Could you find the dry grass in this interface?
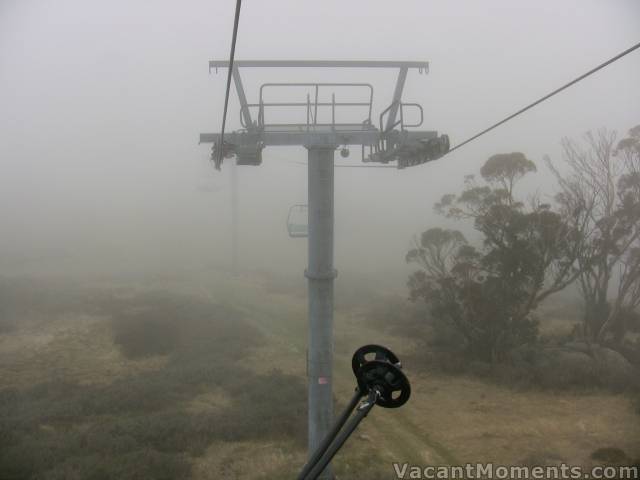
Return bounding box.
[406,373,640,466]
[0,277,307,479]
[1,272,639,480]
[0,312,168,389]
[192,440,305,480]
[228,275,640,472]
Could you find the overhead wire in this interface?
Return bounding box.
[445,40,640,156]
[215,0,242,170]
[214,20,638,170]
[291,40,640,169]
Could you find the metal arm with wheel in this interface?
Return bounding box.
[296,345,411,480]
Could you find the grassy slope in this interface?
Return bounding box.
[1,271,639,479]
[185,271,640,477]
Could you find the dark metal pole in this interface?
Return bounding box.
[303,390,378,480]
[305,146,336,480]
[297,389,362,480]
[230,159,238,274]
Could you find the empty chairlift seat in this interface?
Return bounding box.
[287,204,308,238]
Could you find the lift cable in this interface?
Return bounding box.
[445,40,640,156]
[307,40,640,168]
[333,40,640,167]
[334,164,396,168]
[216,0,242,169]
[218,38,639,169]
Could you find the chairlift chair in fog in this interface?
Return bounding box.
[287,204,308,238]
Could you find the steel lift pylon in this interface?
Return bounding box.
[199,60,449,479]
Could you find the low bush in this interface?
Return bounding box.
[1,369,306,478]
[112,310,181,358]
[0,289,306,480]
[590,447,630,465]
[110,291,258,360]
[41,449,192,480]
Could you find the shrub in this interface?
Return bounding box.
[590,447,630,465]
[112,309,181,358]
[110,291,261,362]
[0,289,306,480]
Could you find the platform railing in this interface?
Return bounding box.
[376,101,424,153]
[379,101,424,134]
[239,83,374,130]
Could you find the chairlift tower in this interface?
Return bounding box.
[200,60,449,479]
[230,158,238,274]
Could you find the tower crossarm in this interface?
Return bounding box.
[201,59,449,169]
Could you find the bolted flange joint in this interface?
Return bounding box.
[304,269,338,280]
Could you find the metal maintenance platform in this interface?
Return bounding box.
[199,60,449,169]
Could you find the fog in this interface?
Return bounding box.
[1,0,639,283]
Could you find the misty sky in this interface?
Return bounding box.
[1,0,639,282]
